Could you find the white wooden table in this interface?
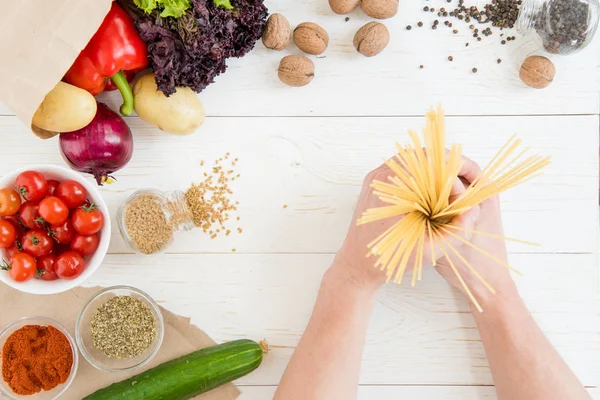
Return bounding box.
[1,0,600,398]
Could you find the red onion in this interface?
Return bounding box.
[59,102,134,185]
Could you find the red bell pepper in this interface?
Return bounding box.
[64,3,148,116]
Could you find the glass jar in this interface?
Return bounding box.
[517,0,600,54]
[117,189,194,255]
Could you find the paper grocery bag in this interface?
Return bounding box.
[0,0,112,138]
[0,285,239,399]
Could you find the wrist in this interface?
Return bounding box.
[326,258,384,298]
[471,280,522,317]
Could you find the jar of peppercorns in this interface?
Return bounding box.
[517,0,599,54]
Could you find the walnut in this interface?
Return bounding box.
[262,13,291,51]
[278,55,315,87]
[329,0,361,14]
[293,22,329,55]
[361,0,399,19]
[520,56,555,89]
[353,22,390,57]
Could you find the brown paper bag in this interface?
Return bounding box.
[0,0,112,137]
[0,285,239,399]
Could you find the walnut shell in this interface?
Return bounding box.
[329,0,361,14]
[262,13,291,51]
[361,0,399,19]
[353,22,390,57]
[520,56,555,89]
[293,22,329,55]
[278,55,315,87]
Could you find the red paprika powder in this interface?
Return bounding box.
[1,325,73,395]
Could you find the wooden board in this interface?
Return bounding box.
[83,252,600,387]
[1,0,599,118]
[0,115,597,256]
[238,386,600,399]
[0,0,599,397]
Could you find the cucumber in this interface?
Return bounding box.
[83,339,263,400]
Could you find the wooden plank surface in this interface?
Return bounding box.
[1,0,599,118]
[83,252,600,386]
[1,0,599,397]
[238,386,600,399]
[238,385,499,399]
[0,115,597,256]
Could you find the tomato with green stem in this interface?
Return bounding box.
[0,220,17,248]
[55,251,85,279]
[1,253,36,282]
[15,171,48,202]
[72,203,104,235]
[22,229,54,257]
[50,220,76,244]
[56,180,87,209]
[71,234,99,256]
[39,196,69,225]
[36,255,58,281]
[18,202,42,230]
[0,188,21,217]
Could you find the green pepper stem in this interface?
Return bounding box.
[110,70,134,116]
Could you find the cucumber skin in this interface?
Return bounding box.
[83,339,263,400]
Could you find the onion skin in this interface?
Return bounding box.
[59,102,133,185]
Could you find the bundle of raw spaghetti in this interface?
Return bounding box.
[358,106,550,311]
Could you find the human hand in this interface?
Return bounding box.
[434,156,518,309]
[333,160,481,293]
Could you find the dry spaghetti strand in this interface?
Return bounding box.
[357,106,549,310]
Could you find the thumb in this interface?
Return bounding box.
[432,205,480,261]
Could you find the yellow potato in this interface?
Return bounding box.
[32,82,97,133]
[133,74,205,135]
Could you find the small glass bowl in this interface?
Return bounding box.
[76,286,164,373]
[0,317,79,400]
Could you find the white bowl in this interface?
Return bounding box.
[0,164,110,294]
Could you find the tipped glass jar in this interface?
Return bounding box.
[117,189,194,255]
[517,0,600,55]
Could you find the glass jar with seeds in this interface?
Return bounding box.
[517,0,599,54]
[117,156,241,255]
[76,286,164,372]
[117,189,194,255]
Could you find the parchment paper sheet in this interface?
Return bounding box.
[0,285,239,399]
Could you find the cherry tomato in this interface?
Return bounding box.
[0,188,21,217]
[5,242,22,260]
[47,180,60,196]
[39,196,69,225]
[36,255,58,281]
[3,215,25,238]
[18,202,42,230]
[3,253,36,282]
[71,234,99,256]
[50,220,76,244]
[56,181,87,209]
[55,251,85,280]
[0,220,17,248]
[22,229,54,258]
[15,171,48,202]
[72,204,104,235]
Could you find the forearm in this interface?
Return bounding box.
[474,286,590,400]
[274,263,379,400]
